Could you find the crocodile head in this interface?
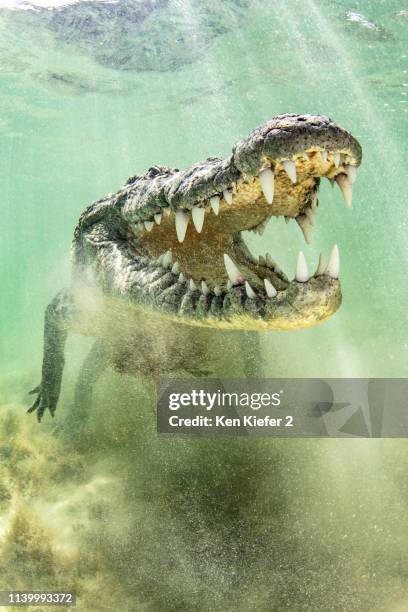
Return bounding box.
[119,114,362,330]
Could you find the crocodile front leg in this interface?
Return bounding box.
[28,289,74,421]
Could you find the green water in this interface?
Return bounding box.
[1,1,408,610]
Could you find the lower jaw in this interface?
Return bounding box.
[151,276,342,331]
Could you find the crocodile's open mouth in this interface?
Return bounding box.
[119,115,361,330]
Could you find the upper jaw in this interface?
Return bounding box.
[232,113,362,176]
[117,115,362,235]
[117,114,361,329]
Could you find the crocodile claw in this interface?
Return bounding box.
[27,385,56,422]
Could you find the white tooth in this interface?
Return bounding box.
[154,213,162,225]
[303,152,309,161]
[315,253,325,276]
[333,152,341,168]
[259,168,274,204]
[245,281,256,299]
[282,160,297,183]
[191,206,205,233]
[175,210,189,242]
[326,244,340,279]
[296,215,313,244]
[296,251,309,282]
[311,192,318,210]
[163,250,172,268]
[144,221,154,232]
[344,164,357,184]
[223,189,233,205]
[223,254,244,285]
[264,279,277,298]
[210,195,220,215]
[285,216,290,224]
[335,174,353,208]
[226,280,233,290]
[201,281,210,295]
[321,150,328,162]
[171,262,180,274]
[189,279,197,291]
[178,272,185,282]
[157,254,164,265]
[214,286,222,296]
[163,207,171,217]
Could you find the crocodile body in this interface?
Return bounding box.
[28,114,362,421]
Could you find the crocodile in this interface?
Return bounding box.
[28,114,362,422]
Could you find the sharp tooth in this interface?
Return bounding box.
[157,254,164,265]
[226,280,233,290]
[335,174,353,208]
[175,210,189,242]
[214,286,222,296]
[259,168,274,204]
[264,279,277,298]
[315,253,325,276]
[285,216,290,224]
[192,206,205,233]
[296,251,309,282]
[333,152,341,168]
[154,213,162,225]
[282,160,297,183]
[258,255,266,266]
[311,192,318,210]
[303,152,309,161]
[328,178,335,189]
[296,215,313,244]
[223,189,233,205]
[201,281,210,295]
[144,221,154,232]
[223,254,244,285]
[345,164,357,184]
[163,207,171,217]
[189,279,197,291]
[326,244,340,279]
[178,272,185,282]
[163,250,172,268]
[321,150,328,162]
[210,195,220,215]
[171,262,180,274]
[245,281,256,299]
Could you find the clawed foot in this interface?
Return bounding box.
[27,384,57,422]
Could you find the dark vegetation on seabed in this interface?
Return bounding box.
[2,372,408,611]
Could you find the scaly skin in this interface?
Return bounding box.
[28,114,362,421]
